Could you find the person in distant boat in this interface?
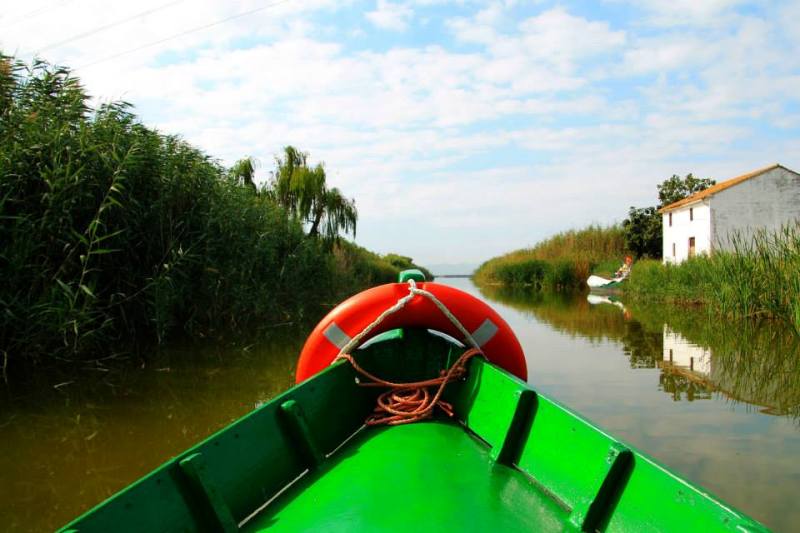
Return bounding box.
[614,255,633,279]
[586,255,634,288]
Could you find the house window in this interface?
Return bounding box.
[669,212,672,227]
[689,207,693,221]
[688,237,696,258]
[672,243,676,257]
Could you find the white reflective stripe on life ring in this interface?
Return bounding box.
[323,322,351,350]
[470,318,498,347]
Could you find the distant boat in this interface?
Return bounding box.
[58,271,767,532]
[588,256,633,289]
[587,274,626,289]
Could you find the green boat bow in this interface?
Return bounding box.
[59,323,768,532]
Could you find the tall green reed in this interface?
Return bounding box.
[0,55,427,370]
[474,224,626,289]
[625,224,800,334]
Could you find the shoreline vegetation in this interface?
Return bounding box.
[0,55,429,374]
[625,225,800,334]
[473,225,626,290]
[475,222,800,335]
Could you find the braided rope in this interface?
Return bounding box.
[334,279,479,361]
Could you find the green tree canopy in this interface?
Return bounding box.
[623,206,662,258]
[270,146,357,244]
[230,156,258,191]
[657,173,716,207]
[623,173,715,259]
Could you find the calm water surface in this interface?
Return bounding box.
[2,277,799,531]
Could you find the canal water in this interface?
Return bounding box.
[1,277,799,531]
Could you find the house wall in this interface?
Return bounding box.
[662,202,711,264]
[711,167,800,251]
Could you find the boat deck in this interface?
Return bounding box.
[243,422,568,532]
[58,329,769,533]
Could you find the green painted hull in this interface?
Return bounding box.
[59,329,768,532]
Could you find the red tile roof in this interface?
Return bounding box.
[658,164,789,213]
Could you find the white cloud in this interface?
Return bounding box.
[366,1,414,32]
[619,0,748,26]
[515,8,626,65]
[447,4,505,44]
[0,1,796,263]
[448,7,626,93]
[621,35,713,75]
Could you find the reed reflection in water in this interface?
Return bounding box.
[477,280,800,417]
[0,333,302,532]
[465,278,800,532]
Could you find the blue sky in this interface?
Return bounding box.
[2,0,799,269]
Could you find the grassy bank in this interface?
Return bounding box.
[625,225,800,333]
[474,225,627,289]
[0,55,427,371]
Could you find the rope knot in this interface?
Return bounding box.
[339,348,482,426]
[330,279,485,425]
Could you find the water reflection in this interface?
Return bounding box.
[473,281,800,530]
[477,283,800,418]
[0,331,303,532]
[661,324,800,417]
[660,326,714,402]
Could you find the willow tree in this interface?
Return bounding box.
[271,146,357,243]
[230,156,258,191]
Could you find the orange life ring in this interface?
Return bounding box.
[295,281,527,383]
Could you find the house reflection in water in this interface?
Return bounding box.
[497,287,798,417]
[657,323,800,416]
[659,325,714,401]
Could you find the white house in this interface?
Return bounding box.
[659,164,800,264]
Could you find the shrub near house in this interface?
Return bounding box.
[623,173,715,260]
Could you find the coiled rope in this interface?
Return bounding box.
[338,348,482,425]
[334,280,484,426]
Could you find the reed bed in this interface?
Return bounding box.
[474,225,627,290]
[0,55,425,370]
[625,224,800,334]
